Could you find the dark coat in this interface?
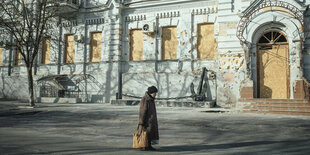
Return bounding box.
[138,92,159,141]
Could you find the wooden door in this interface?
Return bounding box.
[257,44,289,99]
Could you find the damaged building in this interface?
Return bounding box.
[0,0,309,113]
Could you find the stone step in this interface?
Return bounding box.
[242,103,310,107]
[238,98,310,116]
[243,110,310,116]
[242,105,310,112]
[239,98,309,104]
[111,99,216,108]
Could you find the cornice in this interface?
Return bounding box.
[122,0,217,14]
[123,0,216,9]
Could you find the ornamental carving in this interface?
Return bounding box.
[236,0,304,43]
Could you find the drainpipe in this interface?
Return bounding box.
[8,34,13,76]
[83,19,88,75]
[190,10,194,71]
[155,15,159,72]
[117,5,124,100]
[34,47,38,75]
[57,17,63,75]
[84,19,89,102]
[302,40,305,79]
[118,70,122,99]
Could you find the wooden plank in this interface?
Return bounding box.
[130,29,143,61]
[42,37,51,64]
[162,26,178,60]
[258,44,289,99]
[15,50,21,66]
[65,34,75,63]
[90,32,102,62]
[0,48,2,66]
[197,23,216,59]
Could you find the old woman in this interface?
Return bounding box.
[137,86,159,151]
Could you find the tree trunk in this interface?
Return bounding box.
[27,66,35,107]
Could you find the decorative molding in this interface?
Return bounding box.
[237,0,304,44]
[86,18,105,25]
[124,0,216,11]
[59,20,78,27]
[125,15,147,22]
[156,11,180,18]
[192,7,218,15]
[46,23,54,29]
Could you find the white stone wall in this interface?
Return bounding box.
[0,73,29,100]
[0,0,309,107]
[121,0,219,103]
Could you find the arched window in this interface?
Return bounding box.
[258,31,287,44]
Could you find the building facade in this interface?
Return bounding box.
[0,0,309,107]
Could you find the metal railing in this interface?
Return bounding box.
[63,90,80,98]
[58,0,79,5]
[40,86,59,97]
[40,86,80,98]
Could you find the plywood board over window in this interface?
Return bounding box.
[42,37,51,64]
[90,32,102,62]
[0,48,2,66]
[15,50,21,66]
[130,29,143,61]
[197,23,216,59]
[162,26,178,60]
[65,34,75,63]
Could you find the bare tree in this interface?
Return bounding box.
[0,0,62,106]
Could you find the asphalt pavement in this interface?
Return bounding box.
[0,101,310,155]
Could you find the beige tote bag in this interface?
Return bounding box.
[132,130,148,149]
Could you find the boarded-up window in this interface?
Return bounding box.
[0,48,2,66]
[42,37,51,64]
[90,32,102,62]
[197,23,215,59]
[162,26,178,60]
[15,50,21,66]
[130,29,143,61]
[65,34,75,63]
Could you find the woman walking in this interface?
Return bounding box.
[137,86,159,151]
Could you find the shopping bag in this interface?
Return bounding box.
[132,130,148,148]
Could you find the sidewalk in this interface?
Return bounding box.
[0,100,34,116]
[0,100,310,154]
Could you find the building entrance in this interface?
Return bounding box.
[257,31,289,99]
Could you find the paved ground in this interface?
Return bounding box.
[0,101,310,155]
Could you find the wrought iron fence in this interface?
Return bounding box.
[58,0,79,5]
[40,86,59,97]
[40,86,80,98]
[63,90,80,98]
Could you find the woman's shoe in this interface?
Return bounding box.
[146,146,156,151]
[140,146,156,151]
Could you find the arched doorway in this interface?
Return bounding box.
[257,30,289,99]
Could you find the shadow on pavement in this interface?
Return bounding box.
[157,139,310,153]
